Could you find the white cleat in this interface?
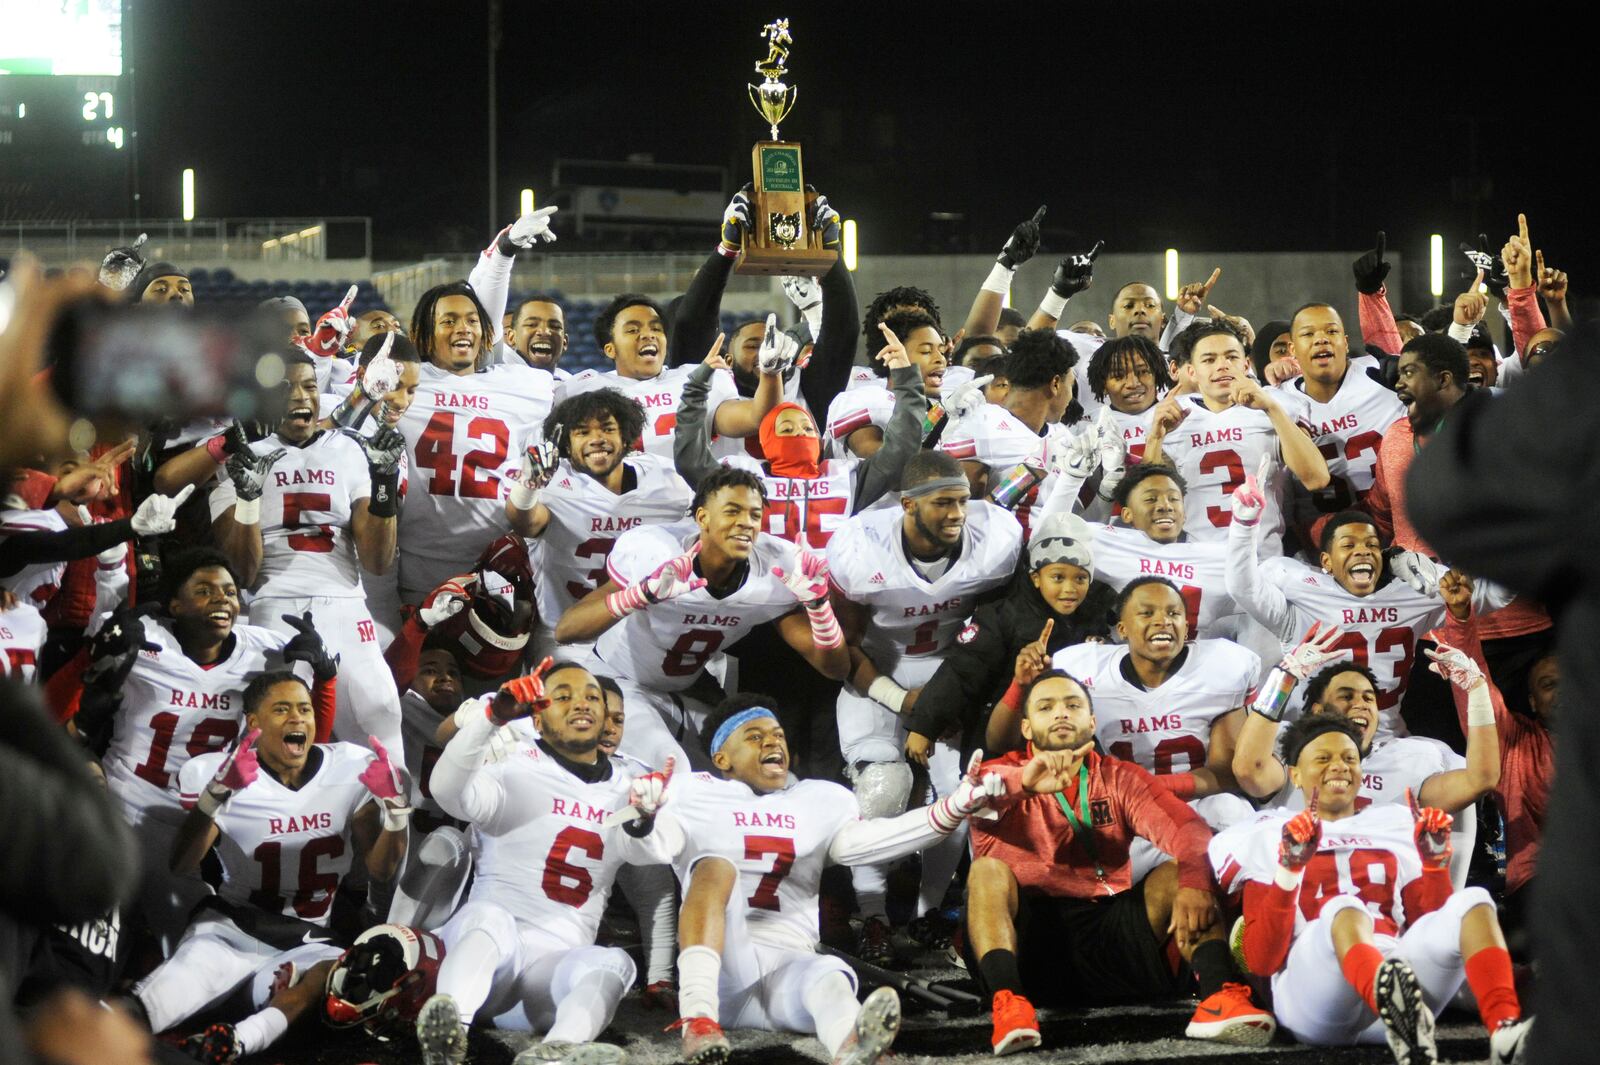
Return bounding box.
[513,1041,628,1065]
[1488,1015,1533,1064]
[832,986,901,1065]
[1375,958,1437,1065]
[417,994,469,1065]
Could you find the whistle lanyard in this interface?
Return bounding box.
[1052,763,1109,890]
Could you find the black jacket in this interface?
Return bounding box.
[903,572,1116,756]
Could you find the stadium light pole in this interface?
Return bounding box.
[521,188,535,216]
[487,0,502,235]
[1429,234,1444,300]
[182,168,195,222]
[1165,249,1180,301]
[842,220,858,271]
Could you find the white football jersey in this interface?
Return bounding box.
[939,408,1079,536]
[399,690,452,830]
[1157,395,1310,549]
[1210,804,1428,936]
[1101,405,1158,464]
[178,742,373,926]
[0,507,68,605]
[0,600,46,682]
[1088,524,1242,639]
[1275,366,1404,516]
[721,456,860,549]
[1273,735,1463,812]
[824,381,898,455]
[531,454,692,624]
[592,526,801,693]
[666,772,859,952]
[561,364,738,461]
[396,363,555,595]
[827,501,1023,688]
[1250,560,1445,730]
[104,617,294,814]
[459,743,639,945]
[208,431,373,598]
[1053,639,1259,776]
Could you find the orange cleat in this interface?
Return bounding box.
[1185,982,1276,1046]
[990,989,1041,1056]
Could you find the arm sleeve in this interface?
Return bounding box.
[1115,760,1217,891]
[615,808,688,867]
[851,364,927,511]
[1505,286,1547,359]
[668,251,735,368]
[903,608,1007,740]
[0,680,139,921]
[1399,867,1454,922]
[671,364,724,490]
[798,257,862,420]
[1160,307,1195,352]
[1366,439,1397,542]
[1405,351,1594,600]
[0,518,134,577]
[826,804,955,867]
[468,239,516,347]
[1358,288,1404,356]
[384,611,428,693]
[428,703,511,830]
[1225,519,1295,639]
[1240,879,1300,976]
[312,674,336,744]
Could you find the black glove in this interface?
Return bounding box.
[220,421,252,458]
[806,187,841,248]
[358,425,406,518]
[1051,240,1105,299]
[85,602,159,687]
[1460,235,1509,300]
[1352,230,1390,295]
[720,184,754,251]
[280,611,340,683]
[997,206,1046,270]
[226,445,286,502]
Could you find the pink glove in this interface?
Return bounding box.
[1425,641,1486,691]
[213,728,261,792]
[772,547,831,606]
[359,737,404,801]
[1230,470,1266,527]
[606,544,706,618]
[308,285,359,356]
[931,749,1006,830]
[1280,621,1347,681]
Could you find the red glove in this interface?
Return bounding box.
[307,285,359,356]
[1407,787,1453,871]
[494,656,555,721]
[1278,788,1322,872]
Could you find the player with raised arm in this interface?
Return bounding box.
[825,309,948,459]
[966,670,1274,1052]
[394,281,556,603]
[553,466,850,770]
[1141,320,1329,553]
[643,695,1003,1065]
[210,349,408,756]
[133,671,411,1062]
[414,661,672,1065]
[1210,714,1532,1063]
[826,451,1023,961]
[505,387,693,659]
[75,548,339,951]
[1226,478,1507,734]
[561,296,779,461]
[1083,335,1174,463]
[464,206,568,374]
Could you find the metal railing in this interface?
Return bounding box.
[0,217,373,263]
[413,251,778,299]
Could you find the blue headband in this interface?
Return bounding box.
[711,707,779,754]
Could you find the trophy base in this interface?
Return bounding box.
[734,245,839,277]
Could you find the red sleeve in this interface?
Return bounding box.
[1155,771,1198,801]
[312,675,337,744]
[384,609,428,693]
[44,646,90,723]
[1110,758,1216,891]
[1358,288,1404,356]
[1400,867,1453,923]
[1241,879,1299,975]
[1506,285,1547,358]
[1367,435,1396,541]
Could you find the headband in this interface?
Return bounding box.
[900,476,970,499]
[711,707,779,754]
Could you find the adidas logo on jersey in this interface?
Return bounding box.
[868,572,886,584]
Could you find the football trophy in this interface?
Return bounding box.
[736,18,838,276]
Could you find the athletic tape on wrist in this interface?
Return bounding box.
[1039,289,1069,320]
[233,497,261,525]
[981,262,1014,295]
[867,676,908,714]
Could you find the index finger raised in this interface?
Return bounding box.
[1518,212,1530,245]
[1030,205,1047,226]
[1202,267,1222,293]
[339,284,358,311]
[1037,618,1055,646]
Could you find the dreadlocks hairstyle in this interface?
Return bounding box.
[593,293,668,349]
[1004,328,1077,391]
[692,465,767,514]
[410,281,492,367]
[543,388,646,461]
[1279,712,1364,767]
[1088,335,1176,402]
[1111,463,1188,510]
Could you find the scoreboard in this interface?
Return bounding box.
[1,0,129,218]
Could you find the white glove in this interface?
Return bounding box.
[130,484,195,537]
[781,275,822,314]
[420,576,473,628]
[1093,408,1128,500]
[1049,429,1099,480]
[485,724,523,764]
[362,333,399,396]
[1279,621,1347,681]
[756,313,800,376]
[96,541,129,568]
[1390,550,1443,596]
[507,206,559,248]
[932,750,1006,829]
[943,373,994,420]
[509,435,560,511]
[605,757,677,827]
[1426,641,1486,691]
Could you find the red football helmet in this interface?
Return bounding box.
[324,923,445,1038]
[422,535,536,680]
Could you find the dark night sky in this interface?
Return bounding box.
[126,0,1590,298]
